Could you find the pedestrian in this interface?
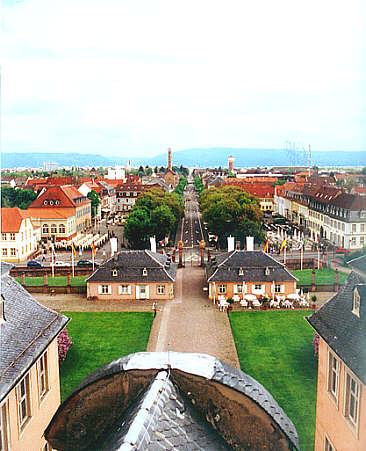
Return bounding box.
[152,302,157,317]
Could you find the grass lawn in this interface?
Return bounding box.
[293,268,347,285]
[15,276,87,286]
[59,312,153,401]
[230,311,317,451]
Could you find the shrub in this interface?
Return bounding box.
[58,328,74,363]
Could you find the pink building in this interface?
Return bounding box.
[307,272,366,451]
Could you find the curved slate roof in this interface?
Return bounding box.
[307,272,366,385]
[86,250,176,283]
[206,250,297,283]
[46,352,299,451]
[0,262,69,402]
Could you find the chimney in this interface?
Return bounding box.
[150,236,157,253]
[246,236,254,251]
[227,236,235,252]
[168,148,172,170]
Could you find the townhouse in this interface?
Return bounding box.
[27,185,91,241]
[275,184,366,249]
[205,250,297,301]
[0,262,69,451]
[86,250,176,300]
[115,182,145,213]
[307,272,366,450]
[0,208,39,263]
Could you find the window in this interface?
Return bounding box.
[37,352,49,401]
[238,267,244,276]
[275,284,281,293]
[344,371,360,430]
[142,268,147,276]
[351,237,356,246]
[327,351,339,402]
[10,248,16,256]
[361,237,365,246]
[50,224,57,234]
[361,223,365,233]
[353,289,360,317]
[324,435,335,451]
[157,285,165,295]
[1,233,6,241]
[42,224,49,234]
[112,269,118,277]
[99,285,111,294]
[2,249,7,257]
[43,200,48,205]
[59,224,65,234]
[218,284,226,294]
[119,285,131,295]
[352,224,356,233]
[0,400,10,451]
[9,233,15,241]
[17,373,31,430]
[255,284,262,290]
[234,284,243,293]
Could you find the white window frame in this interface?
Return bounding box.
[37,351,49,401]
[9,233,15,241]
[10,248,16,256]
[352,289,360,317]
[1,233,6,241]
[119,284,131,295]
[156,284,165,295]
[275,284,281,293]
[16,373,32,431]
[0,399,10,451]
[234,284,243,294]
[343,369,360,434]
[2,249,7,257]
[98,285,111,295]
[327,350,339,405]
[218,284,226,294]
[324,434,336,451]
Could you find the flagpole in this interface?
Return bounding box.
[92,243,95,271]
[51,244,55,278]
[72,245,75,278]
[300,242,303,271]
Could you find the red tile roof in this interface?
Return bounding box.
[1,208,29,232]
[28,185,89,209]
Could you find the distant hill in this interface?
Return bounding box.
[144,148,366,168]
[1,148,365,169]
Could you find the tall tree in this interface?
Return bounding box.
[199,186,264,247]
[87,190,101,218]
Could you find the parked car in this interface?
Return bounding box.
[27,260,43,268]
[54,261,71,267]
[77,260,99,267]
[335,247,351,254]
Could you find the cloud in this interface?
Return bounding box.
[2,0,366,157]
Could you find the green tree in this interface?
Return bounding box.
[199,186,264,247]
[124,207,152,249]
[174,177,188,196]
[0,186,37,209]
[194,176,204,193]
[151,205,176,241]
[87,190,101,218]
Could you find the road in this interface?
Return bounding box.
[178,183,206,249]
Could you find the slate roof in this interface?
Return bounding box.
[206,250,297,283]
[0,262,69,402]
[86,250,176,283]
[307,272,366,385]
[45,352,299,451]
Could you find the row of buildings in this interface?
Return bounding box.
[196,167,366,250]
[1,162,181,263]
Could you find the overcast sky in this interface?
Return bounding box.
[2,0,366,158]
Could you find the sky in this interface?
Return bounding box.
[2,0,366,158]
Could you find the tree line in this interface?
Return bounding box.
[124,187,184,249]
[199,185,264,248]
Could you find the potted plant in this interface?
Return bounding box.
[261,296,269,310]
[227,298,234,311]
[311,295,317,310]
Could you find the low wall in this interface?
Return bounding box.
[21,285,87,295]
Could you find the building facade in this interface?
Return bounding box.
[86,250,176,301]
[307,273,366,451]
[206,250,297,301]
[0,262,69,451]
[0,208,39,263]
